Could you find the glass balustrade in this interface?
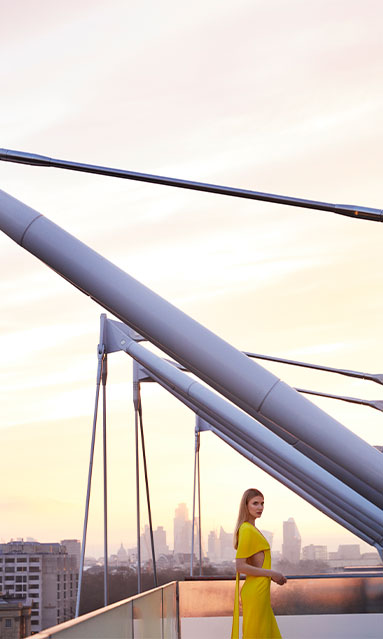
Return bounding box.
[27,575,382,639]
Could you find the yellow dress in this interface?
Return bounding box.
[231,522,282,639]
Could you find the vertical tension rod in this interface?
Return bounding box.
[75,345,104,617]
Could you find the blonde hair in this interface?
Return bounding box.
[233,488,264,549]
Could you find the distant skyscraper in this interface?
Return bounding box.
[219,527,234,561]
[282,518,301,563]
[207,531,220,561]
[173,503,192,554]
[207,528,234,562]
[140,527,152,562]
[140,526,170,561]
[153,527,169,556]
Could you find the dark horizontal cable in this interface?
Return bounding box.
[0,148,382,221]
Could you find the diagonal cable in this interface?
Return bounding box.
[295,387,383,412]
[137,388,158,587]
[244,352,383,386]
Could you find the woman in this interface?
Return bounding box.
[231,488,287,639]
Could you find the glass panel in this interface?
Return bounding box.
[127,599,134,639]
[162,583,178,639]
[179,580,239,617]
[179,576,383,618]
[49,599,133,639]
[128,599,134,639]
[271,577,383,615]
[133,587,162,639]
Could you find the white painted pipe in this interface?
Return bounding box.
[105,320,383,541]
[145,366,380,544]
[103,321,383,546]
[159,355,383,506]
[195,416,378,548]
[0,189,381,509]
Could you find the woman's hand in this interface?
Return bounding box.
[270,571,287,585]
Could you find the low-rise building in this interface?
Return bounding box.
[0,595,31,639]
[327,544,382,569]
[302,544,328,562]
[0,540,78,633]
[60,540,81,570]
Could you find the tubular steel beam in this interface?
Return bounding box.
[121,347,383,553]
[0,189,381,509]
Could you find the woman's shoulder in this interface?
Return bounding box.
[239,522,258,536]
[239,522,260,532]
[239,523,269,542]
[236,522,270,557]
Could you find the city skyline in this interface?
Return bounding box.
[1,1,383,565]
[2,506,380,560]
[4,519,379,570]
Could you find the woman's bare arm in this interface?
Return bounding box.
[236,557,287,585]
[235,557,271,577]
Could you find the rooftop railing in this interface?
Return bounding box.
[28,573,383,639]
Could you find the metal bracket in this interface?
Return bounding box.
[195,415,211,433]
[101,314,145,354]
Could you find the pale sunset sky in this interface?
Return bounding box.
[0,0,382,558]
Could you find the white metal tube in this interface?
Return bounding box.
[117,337,383,542]
[203,422,378,547]
[156,357,383,504]
[129,353,379,536]
[0,189,381,507]
[143,367,379,547]
[195,411,380,537]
